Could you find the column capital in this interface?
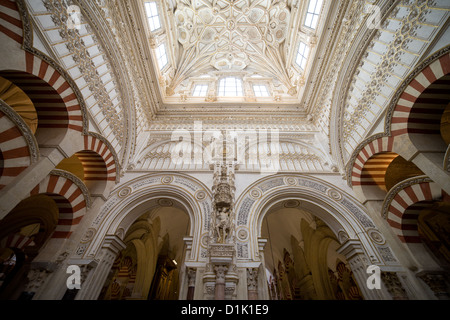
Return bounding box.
[337,240,365,261]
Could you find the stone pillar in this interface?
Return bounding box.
[337,240,389,300]
[214,265,228,300]
[417,271,450,300]
[205,243,236,300]
[247,268,259,300]
[75,235,126,300]
[186,268,196,300]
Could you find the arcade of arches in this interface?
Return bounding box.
[0,0,450,300]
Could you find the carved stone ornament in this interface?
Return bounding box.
[187,268,197,287]
[214,265,228,284]
[247,268,259,291]
[417,271,450,299]
[381,272,408,300]
[209,244,235,259]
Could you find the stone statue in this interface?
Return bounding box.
[214,206,232,243]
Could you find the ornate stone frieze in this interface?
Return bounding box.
[381,271,409,300]
[247,268,259,291]
[416,271,450,299]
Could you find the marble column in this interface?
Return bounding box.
[186,268,196,300]
[214,265,228,300]
[337,239,389,300]
[75,235,126,300]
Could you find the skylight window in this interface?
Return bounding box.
[304,0,323,29]
[295,42,309,70]
[192,84,208,97]
[253,84,270,97]
[144,2,161,31]
[155,43,168,70]
[218,77,243,97]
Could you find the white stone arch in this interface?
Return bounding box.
[75,172,213,262]
[135,137,211,171]
[234,174,399,268]
[237,136,334,172]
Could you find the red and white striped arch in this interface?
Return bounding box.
[82,134,117,183]
[390,53,450,137]
[385,181,444,244]
[0,109,32,190]
[77,134,118,198]
[350,136,395,188]
[0,52,84,133]
[30,173,89,239]
[0,0,23,45]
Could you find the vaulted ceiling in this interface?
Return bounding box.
[142,0,332,109]
[22,0,450,174]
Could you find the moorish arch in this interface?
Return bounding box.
[347,48,450,199]
[234,174,401,299]
[65,172,213,300]
[343,47,450,299]
[0,52,86,151]
[0,12,100,218]
[0,99,38,191]
[55,132,120,199]
[0,168,91,299]
[381,177,450,270]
